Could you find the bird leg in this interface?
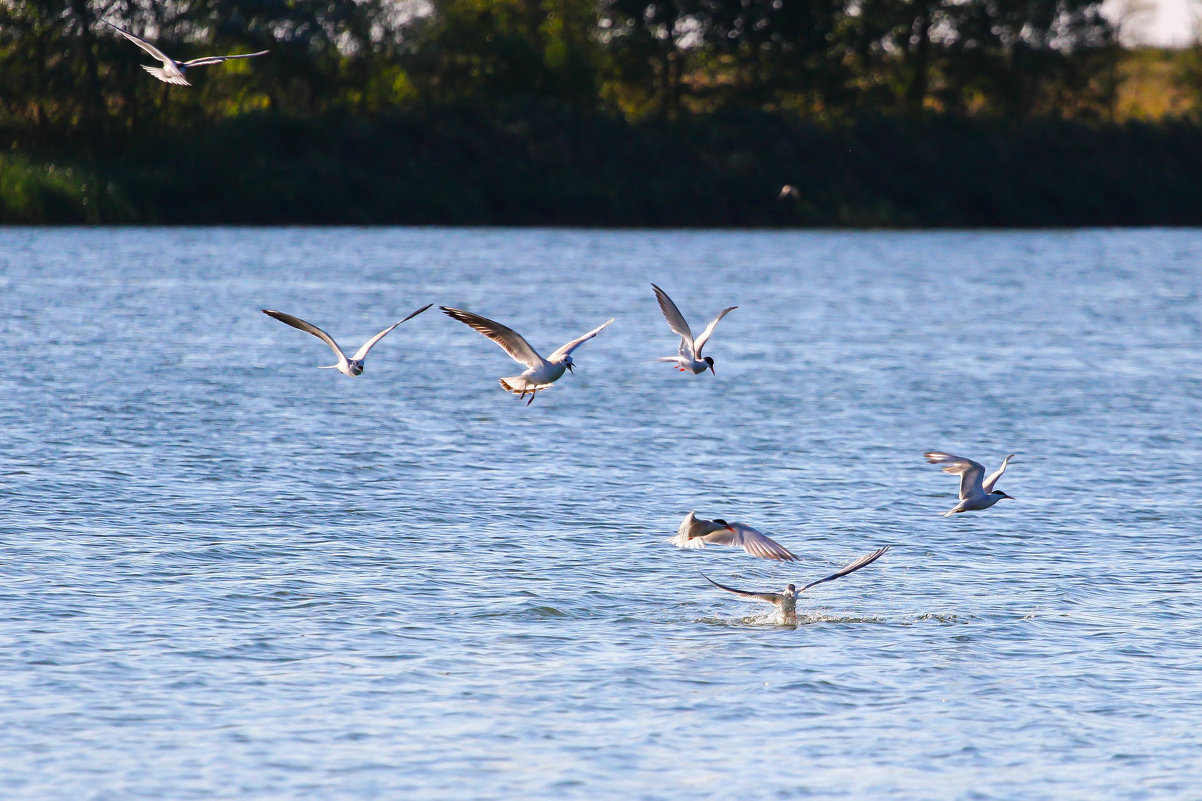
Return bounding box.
[526,388,537,406]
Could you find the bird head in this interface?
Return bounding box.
[784,584,798,598]
[992,490,1014,501]
[348,361,365,376]
[711,518,735,532]
[703,356,715,375]
[564,356,574,374]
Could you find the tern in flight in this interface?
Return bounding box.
[778,185,801,200]
[440,307,613,405]
[702,545,890,621]
[262,305,431,376]
[923,452,1015,516]
[102,20,269,86]
[650,283,736,375]
[668,511,798,562]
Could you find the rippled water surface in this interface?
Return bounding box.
[2,227,1201,799]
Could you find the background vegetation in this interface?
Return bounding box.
[1,0,1200,225]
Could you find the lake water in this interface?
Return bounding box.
[1,227,1200,799]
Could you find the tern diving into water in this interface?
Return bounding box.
[262,305,431,377]
[440,307,613,405]
[102,20,269,86]
[650,283,737,375]
[923,451,1015,516]
[702,545,890,621]
[669,511,798,562]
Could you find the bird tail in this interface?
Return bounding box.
[143,65,190,86]
[499,377,555,394]
[667,532,704,550]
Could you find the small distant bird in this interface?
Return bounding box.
[441,307,613,405]
[668,511,798,562]
[778,185,800,200]
[102,20,269,86]
[262,305,431,376]
[702,545,890,621]
[650,283,736,375]
[923,452,1016,516]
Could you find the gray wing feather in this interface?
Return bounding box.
[924,451,985,499]
[692,306,737,357]
[982,454,1015,493]
[441,307,542,367]
[710,525,798,562]
[182,51,270,68]
[800,546,890,592]
[103,20,174,64]
[263,309,346,362]
[350,303,431,361]
[547,318,614,361]
[701,574,783,605]
[650,283,694,349]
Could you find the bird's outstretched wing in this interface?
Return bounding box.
[350,304,431,361]
[982,454,1015,493]
[441,307,543,367]
[800,546,891,592]
[702,574,784,605]
[182,51,270,68]
[650,284,694,348]
[263,309,347,364]
[547,319,614,362]
[692,306,737,358]
[924,452,985,500]
[103,20,176,64]
[702,524,798,562]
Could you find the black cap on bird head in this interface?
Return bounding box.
[703,356,715,375]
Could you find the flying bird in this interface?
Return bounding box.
[668,511,798,561]
[441,307,613,404]
[923,451,1015,516]
[262,305,431,377]
[650,283,736,375]
[702,545,890,621]
[102,20,269,86]
[778,185,800,200]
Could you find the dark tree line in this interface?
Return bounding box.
[1,0,1124,146]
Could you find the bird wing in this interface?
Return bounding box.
[982,454,1015,493]
[181,51,270,68]
[704,524,798,562]
[350,303,431,361]
[677,510,700,538]
[263,309,347,365]
[440,307,543,367]
[547,318,614,362]
[692,306,737,357]
[103,20,173,65]
[650,284,694,351]
[701,574,783,605]
[800,546,891,592]
[923,451,985,500]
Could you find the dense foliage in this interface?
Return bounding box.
[1,0,1200,225]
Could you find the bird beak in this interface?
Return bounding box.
[724,525,734,532]
[566,363,574,374]
[708,363,716,375]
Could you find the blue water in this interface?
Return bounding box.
[1,227,1200,798]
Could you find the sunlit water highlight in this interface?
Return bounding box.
[1,227,1200,798]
